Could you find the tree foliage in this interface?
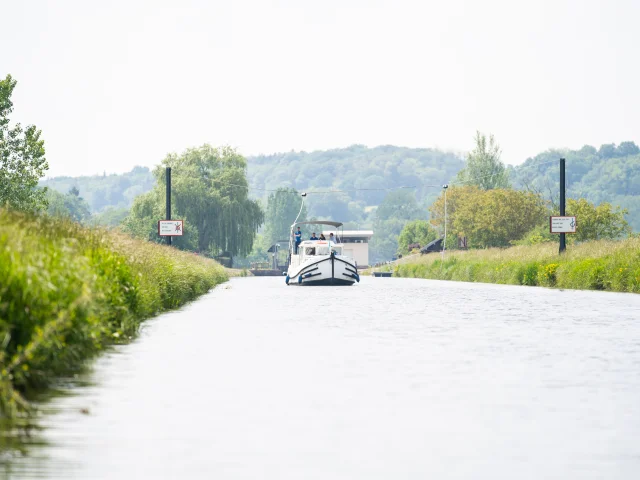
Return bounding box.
[248,144,464,208]
[566,198,631,242]
[123,145,263,257]
[369,189,424,261]
[46,187,91,222]
[397,220,437,254]
[509,141,640,231]
[37,139,640,260]
[456,131,510,190]
[41,165,155,213]
[91,207,130,227]
[430,187,547,248]
[264,187,306,245]
[0,74,49,211]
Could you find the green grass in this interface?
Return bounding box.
[0,209,227,421]
[387,238,640,293]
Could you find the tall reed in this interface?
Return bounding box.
[0,209,227,420]
[390,238,640,293]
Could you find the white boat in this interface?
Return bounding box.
[285,221,360,286]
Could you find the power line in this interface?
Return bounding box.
[219,183,424,194]
[209,157,561,195]
[450,158,559,187]
[450,159,558,185]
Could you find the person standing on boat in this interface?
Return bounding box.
[294,227,302,253]
[310,232,319,240]
[329,232,338,243]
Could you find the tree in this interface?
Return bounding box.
[430,187,547,248]
[566,198,631,242]
[369,189,423,261]
[307,193,352,222]
[264,187,307,245]
[123,145,263,257]
[0,74,49,211]
[578,145,598,156]
[91,207,129,227]
[598,143,617,158]
[452,189,547,248]
[456,131,510,190]
[46,188,92,222]
[429,185,482,249]
[397,220,437,254]
[616,141,640,157]
[122,188,200,251]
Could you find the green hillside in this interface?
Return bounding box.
[248,144,464,207]
[41,166,155,213]
[39,142,640,236]
[509,142,640,231]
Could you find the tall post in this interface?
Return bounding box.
[559,158,566,254]
[166,167,172,246]
[442,184,448,258]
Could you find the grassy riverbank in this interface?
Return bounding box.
[382,237,640,293]
[0,209,227,421]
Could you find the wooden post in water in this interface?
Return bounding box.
[559,158,566,254]
[166,167,172,246]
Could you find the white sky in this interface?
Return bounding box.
[2,0,639,177]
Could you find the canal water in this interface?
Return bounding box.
[3,277,640,479]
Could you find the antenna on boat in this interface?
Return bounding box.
[289,192,307,265]
[292,192,307,226]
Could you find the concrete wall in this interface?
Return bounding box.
[342,243,369,268]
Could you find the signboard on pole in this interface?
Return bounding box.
[158,220,184,236]
[550,216,577,233]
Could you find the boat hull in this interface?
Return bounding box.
[286,254,359,286]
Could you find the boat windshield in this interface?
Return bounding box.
[313,246,342,256]
[300,244,343,256]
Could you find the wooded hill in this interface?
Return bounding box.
[41,166,155,212]
[40,142,640,231]
[248,144,464,208]
[508,142,640,231]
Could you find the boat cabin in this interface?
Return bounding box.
[298,240,343,258]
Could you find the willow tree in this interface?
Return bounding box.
[124,145,263,256]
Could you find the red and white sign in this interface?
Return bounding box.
[158,220,184,236]
[550,216,577,233]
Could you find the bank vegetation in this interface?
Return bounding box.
[387,237,640,293]
[0,209,227,421]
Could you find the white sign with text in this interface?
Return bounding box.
[158,220,184,236]
[550,216,577,233]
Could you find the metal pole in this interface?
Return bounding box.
[166,167,172,246]
[442,185,448,258]
[559,158,566,254]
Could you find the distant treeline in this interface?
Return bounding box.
[39,141,640,261]
[509,142,640,231]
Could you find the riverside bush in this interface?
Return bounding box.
[392,238,640,293]
[0,209,227,420]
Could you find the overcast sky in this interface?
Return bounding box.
[2,0,639,177]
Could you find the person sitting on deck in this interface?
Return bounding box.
[310,232,319,240]
[319,233,326,240]
[294,227,302,253]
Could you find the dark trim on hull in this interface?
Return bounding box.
[299,277,355,286]
[289,256,357,279]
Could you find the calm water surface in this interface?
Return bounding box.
[3,277,640,479]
